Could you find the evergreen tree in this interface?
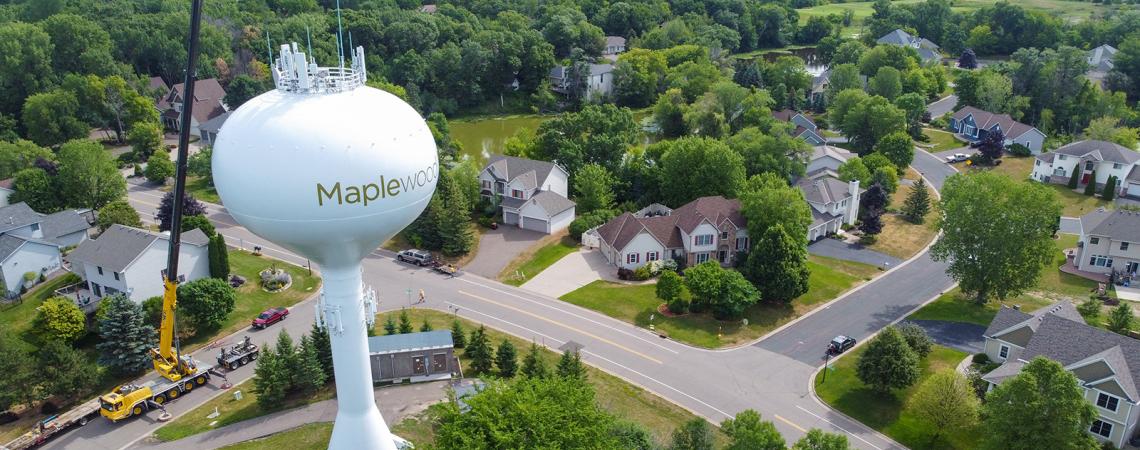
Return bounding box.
[1084,170,1098,196]
[557,349,587,381]
[274,329,297,391]
[521,342,549,379]
[1103,176,1118,201]
[1108,302,1134,335]
[1067,166,1080,189]
[295,335,328,393]
[439,176,474,256]
[419,318,433,332]
[495,339,518,378]
[856,327,920,393]
[466,325,494,374]
[37,340,98,400]
[384,315,397,335]
[901,178,931,224]
[451,320,466,348]
[252,345,287,409]
[208,234,230,279]
[96,295,157,376]
[310,320,334,381]
[744,224,809,304]
[398,310,414,334]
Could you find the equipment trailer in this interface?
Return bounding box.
[1,399,100,450]
[216,336,260,371]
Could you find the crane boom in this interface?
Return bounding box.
[153,0,205,382]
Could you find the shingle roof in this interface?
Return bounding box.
[1088,44,1117,72]
[39,210,90,244]
[1129,165,1140,182]
[1085,210,1140,243]
[1035,152,1056,164]
[198,111,231,134]
[1079,208,1113,235]
[981,360,1025,385]
[147,76,168,95]
[877,29,916,46]
[604,36,626,48]
[66,224,208,272]
[671,196,744,234]
[0,203,44,234]
[596,196,742,251]
[809,209,843,228]
[984,306,1033,337]
[589,63,615,75]
[797,175,856,205]
[157,78,227,124]
[525,190,576,217]
[1051,140,1140,165]
[485,155,559,189]
[367,330,453,355]
[951,106,1039,139]
[1019,314,1140,401]
[810,145,854,164]
[0,234,29,262]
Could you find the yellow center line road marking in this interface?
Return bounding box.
[774,414,807,433]
[458,290,663,365]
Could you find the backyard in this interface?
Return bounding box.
[498,233,578,286]
[560,255,880,348]
[814,344,976,450]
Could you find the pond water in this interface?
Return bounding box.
[759,47,828,77]
[449,110,653,163]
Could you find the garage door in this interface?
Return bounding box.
[503,211,519,225]
[522,217,548,233]
[1128,182,1140,197]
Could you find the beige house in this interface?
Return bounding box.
[479,155,575,234]
[1074,209,1140,277]
[594,196,750,270]
[982,301,1140,448]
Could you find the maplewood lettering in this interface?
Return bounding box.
[316,161,438,206]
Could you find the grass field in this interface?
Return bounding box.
[815,345,976,450]
[797,0,1110,38]
[155,381,336,442]
[161,176,220,204]
[559,255,880,348]
[219,423,333,450]
[954,155,1113,217]
[498,233,578,286]
[870,172,940,260]
[920,128,963,154]
[0,273,83,352]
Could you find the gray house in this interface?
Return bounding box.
[368,330,459,384]
[982,301,1140,448]
[772,109,825,145]
[0,203,91,297]
[197,111,230,147]
[876,29,941,64]
[1088,44,1117,88]
[479,155,575,234]
[949,106,1046,154]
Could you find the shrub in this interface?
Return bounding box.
[477,217,496,228]
[1084,170,1097,196]
[616,267,633,280]
[931,115,949,129]
[1007,143,1032,157]
[568,210,616,242]
[632,265,651,280]
[1067,166,1080,189]
[259,266,292,291]
[667,286,691,314]
[1103,176,1117,201]
[972,353,991,365]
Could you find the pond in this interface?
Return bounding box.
[449,109,653,163]
[759,47,827,77]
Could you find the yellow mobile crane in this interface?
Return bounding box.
[98,0,213,422]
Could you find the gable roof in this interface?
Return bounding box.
[1019,314,1140,401]
[589,63,615,76]
[877,29,939,50]
[1088,44,1117,72]
[1085,210,1140,243]
[951,106,1039,139]
[810,145,854,164]
[596,196,743,251]
[485,155,560,189]
[1079,208,1113,235]
[604,36,626,49]
[66,224,208,273]
[158,78,228,124]
[984,306,1034,337]
[147,76,168,95]
[0,234,58,263]
[0,203,43,234]
[524,190,576,217]
[199,111,231,134]
[39,210,90,244]
[1129,165,1140,182]
[367,330,453,355]
[772,109,812,126]
[1049,140,1140,166]
[797,174,857,206]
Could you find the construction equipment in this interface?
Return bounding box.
[1,399,101,450]
[216,336,260,371]
[98,0,212,423]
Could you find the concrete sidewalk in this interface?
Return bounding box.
[131,380,456,450]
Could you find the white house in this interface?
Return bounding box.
[949,106,1047,155]
[595,196,750,270]
[1030,140,1140,197]
[796,173,861,241]
[549,64,616,101]
[480,155,575,234]
[1073,209,1140,277]
[772,109,826,145]
[806,145,854,176]
[0,203,92,297]
[603,36,627,59]
[982,301,1140,448]
[65,224,210,304]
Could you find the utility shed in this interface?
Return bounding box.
[367,330,458,384]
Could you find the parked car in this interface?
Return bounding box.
[252,307,289,329]
[945,153,968,163]
[397,249,435,266]
[827,335,856,355]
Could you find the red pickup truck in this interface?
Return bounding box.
[252,307,289,329]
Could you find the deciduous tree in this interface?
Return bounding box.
[0,334,39,411]
[740,173,813,248]
[128,122,163,162]
[726,128,810,180]
[32,297,86,344]
[57,139,127,211]
[0,140,52,180]
[873,132,914,172]
[533,104,638,176]
[157,191,206,232]
[670,418,715,450]
[869,67,902,102]
[908,370,979,438]
[838,157,871,186]
[22,90,88,147]
[1108,302,1134,335]
[655,137,746,206]
[145,149,174,184]
[744,224,809,304]
[573,163,616,213]
[97,200,142,232]
[980,357,1098,450]
[793,429,851,450]
[722,409,785,450]
[856,326,920,393]
[177,277,236,332]
[36,340,97,401]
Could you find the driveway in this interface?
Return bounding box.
[927,94,958,118]
[904,319,986,354]
[808,238,902,269]
[521,248,611,298]
[465,226,546,278]
[1059,217,1081,234]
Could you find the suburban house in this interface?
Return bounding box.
[1088,44,1117,88]
[1029,140,1140,197]
[367,330,458,384]
[1073,209,1140,277]
[198,111,231,147]
[479,155,575,234]
[981,301,1140,448]
[418,4,437,13]
[949,106,1047,154]
[147,76,168,98]
[595,196,750,270]
[0,203,92,297]
[549,64,615,101]
[772,109,826,145]
[0,178,14,207]
[65,224,210,304]
[876,29,941,64]
[156,78,228,139]
[808,69,866,105]
[796,173,861,241]
[603,36,627,60]
[806,145,854,177]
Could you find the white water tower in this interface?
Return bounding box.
[212,43,437,450]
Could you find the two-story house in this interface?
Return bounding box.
[876,29,941,64]
[806,145,854,177]
[1030,140,1140,198]
[1073,209,1140,277]
[796,173,860,241]
[772,109,826,145]
[0,202,91,297]
[156,78,229,139]
[949,106,1046,154]
[1088,44,1117,89]
[982,301,1140,448]
[603,36,626,60]
[549,64,616,101]
[595,196,750,270]
[65,224,210,304]
[479,155,576,234]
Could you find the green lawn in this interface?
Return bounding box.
[499,236,579,286]
[560,255,880,348]
[955,155,1113,217]
[815,345,977,450]
[219,423,333,450]
[920,128,962,154]
[162,176,220,204]
[0,273,82,351]
[796,0,1108,38]
[155,381,335,442]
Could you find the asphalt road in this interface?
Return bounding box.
[926,95,958,118]
[808,239,902,269]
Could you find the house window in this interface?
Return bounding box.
[694,235,713,246]
[1090,237,1100,245]
[647,252,659,262]
[998,345,1009,359]
[1090,420,1113,439]
[1096,393,1120,412]
[1035,160,1040,166]
[1090,255,1114,267]
[720,231,728,239]
[1114,163,1123,170]
[695,253,709,264]
[736,237,749,250]
[482,180,492,190]
[113,272,119,281]
[1121,242,1130,251]
[97,266,103,276]
[511,189,524,198]
[1058,154,1067,160]
[626,253,640,264]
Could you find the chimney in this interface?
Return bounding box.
[846,179,860,226]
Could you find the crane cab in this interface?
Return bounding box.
[99,384,153,422]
